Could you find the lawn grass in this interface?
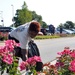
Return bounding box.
[34,34,75,39]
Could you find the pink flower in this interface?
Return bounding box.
[5,40,14,46]
[2,54,13,64]
[26,57,36,66]
[55,62,64,68]
[26,56,42,66]
[70,51,75,58]
[69,60,75,72]
[34,56,42,62]
[4,40,20,52]
[57,49,71,56]
[5,40,15,52]
[0,46,9,56]
[57,52,62,55]
[19,61,28,71]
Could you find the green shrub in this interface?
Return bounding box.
[35,35,60,39]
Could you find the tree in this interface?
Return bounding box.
[41,21,48,28]
[31,11,43,25]
[13,1,32,27]
[12,1,47,27]
[63,21,74,29]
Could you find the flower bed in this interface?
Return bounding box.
[0,40,21,75]
[41,47,75,75]
[0,40,42,75]
[0,40,75,75]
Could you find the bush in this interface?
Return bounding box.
[35,35,60,39]
[42,47,75,75]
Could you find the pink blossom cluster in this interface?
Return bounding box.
[56,47,75,73]
[19,56,42,71]
[69,60,75,72]
[0,40,20,64]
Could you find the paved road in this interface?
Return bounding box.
[34,37,75,63]
[0,37,75,63]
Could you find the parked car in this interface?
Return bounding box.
[63,29,74,34]
[0,27,16,41]
[70,28,75,34]
[38,32,43,35]
[41,28,47,35]
[55,28,67,34]
[0,27,15,32]
[55,28,74,34]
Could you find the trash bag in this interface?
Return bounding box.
[28,40,40,57]
[28,40,43,71]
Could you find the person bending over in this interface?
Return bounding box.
[8,21,41,61]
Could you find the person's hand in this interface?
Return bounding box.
[26,50,28,60]
[25,54,28,60]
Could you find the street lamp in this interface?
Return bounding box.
[11,4,14,27]
[0,11,4,26]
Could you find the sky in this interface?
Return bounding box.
[0,0,75,28]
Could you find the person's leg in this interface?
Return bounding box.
[14,47,21,57]
[21,49,27,61]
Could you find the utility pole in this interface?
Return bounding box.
[11,4,14,27]
[0,11,4,27]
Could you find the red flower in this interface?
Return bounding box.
[69,60,75,72]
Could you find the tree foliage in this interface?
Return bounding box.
[41,21,48,28]
[13,2,32,27]
[65,21,74,29]
[63,21,74,29]
[12,1,47,28]
[31,11,43,25]
[58,21,75,29]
